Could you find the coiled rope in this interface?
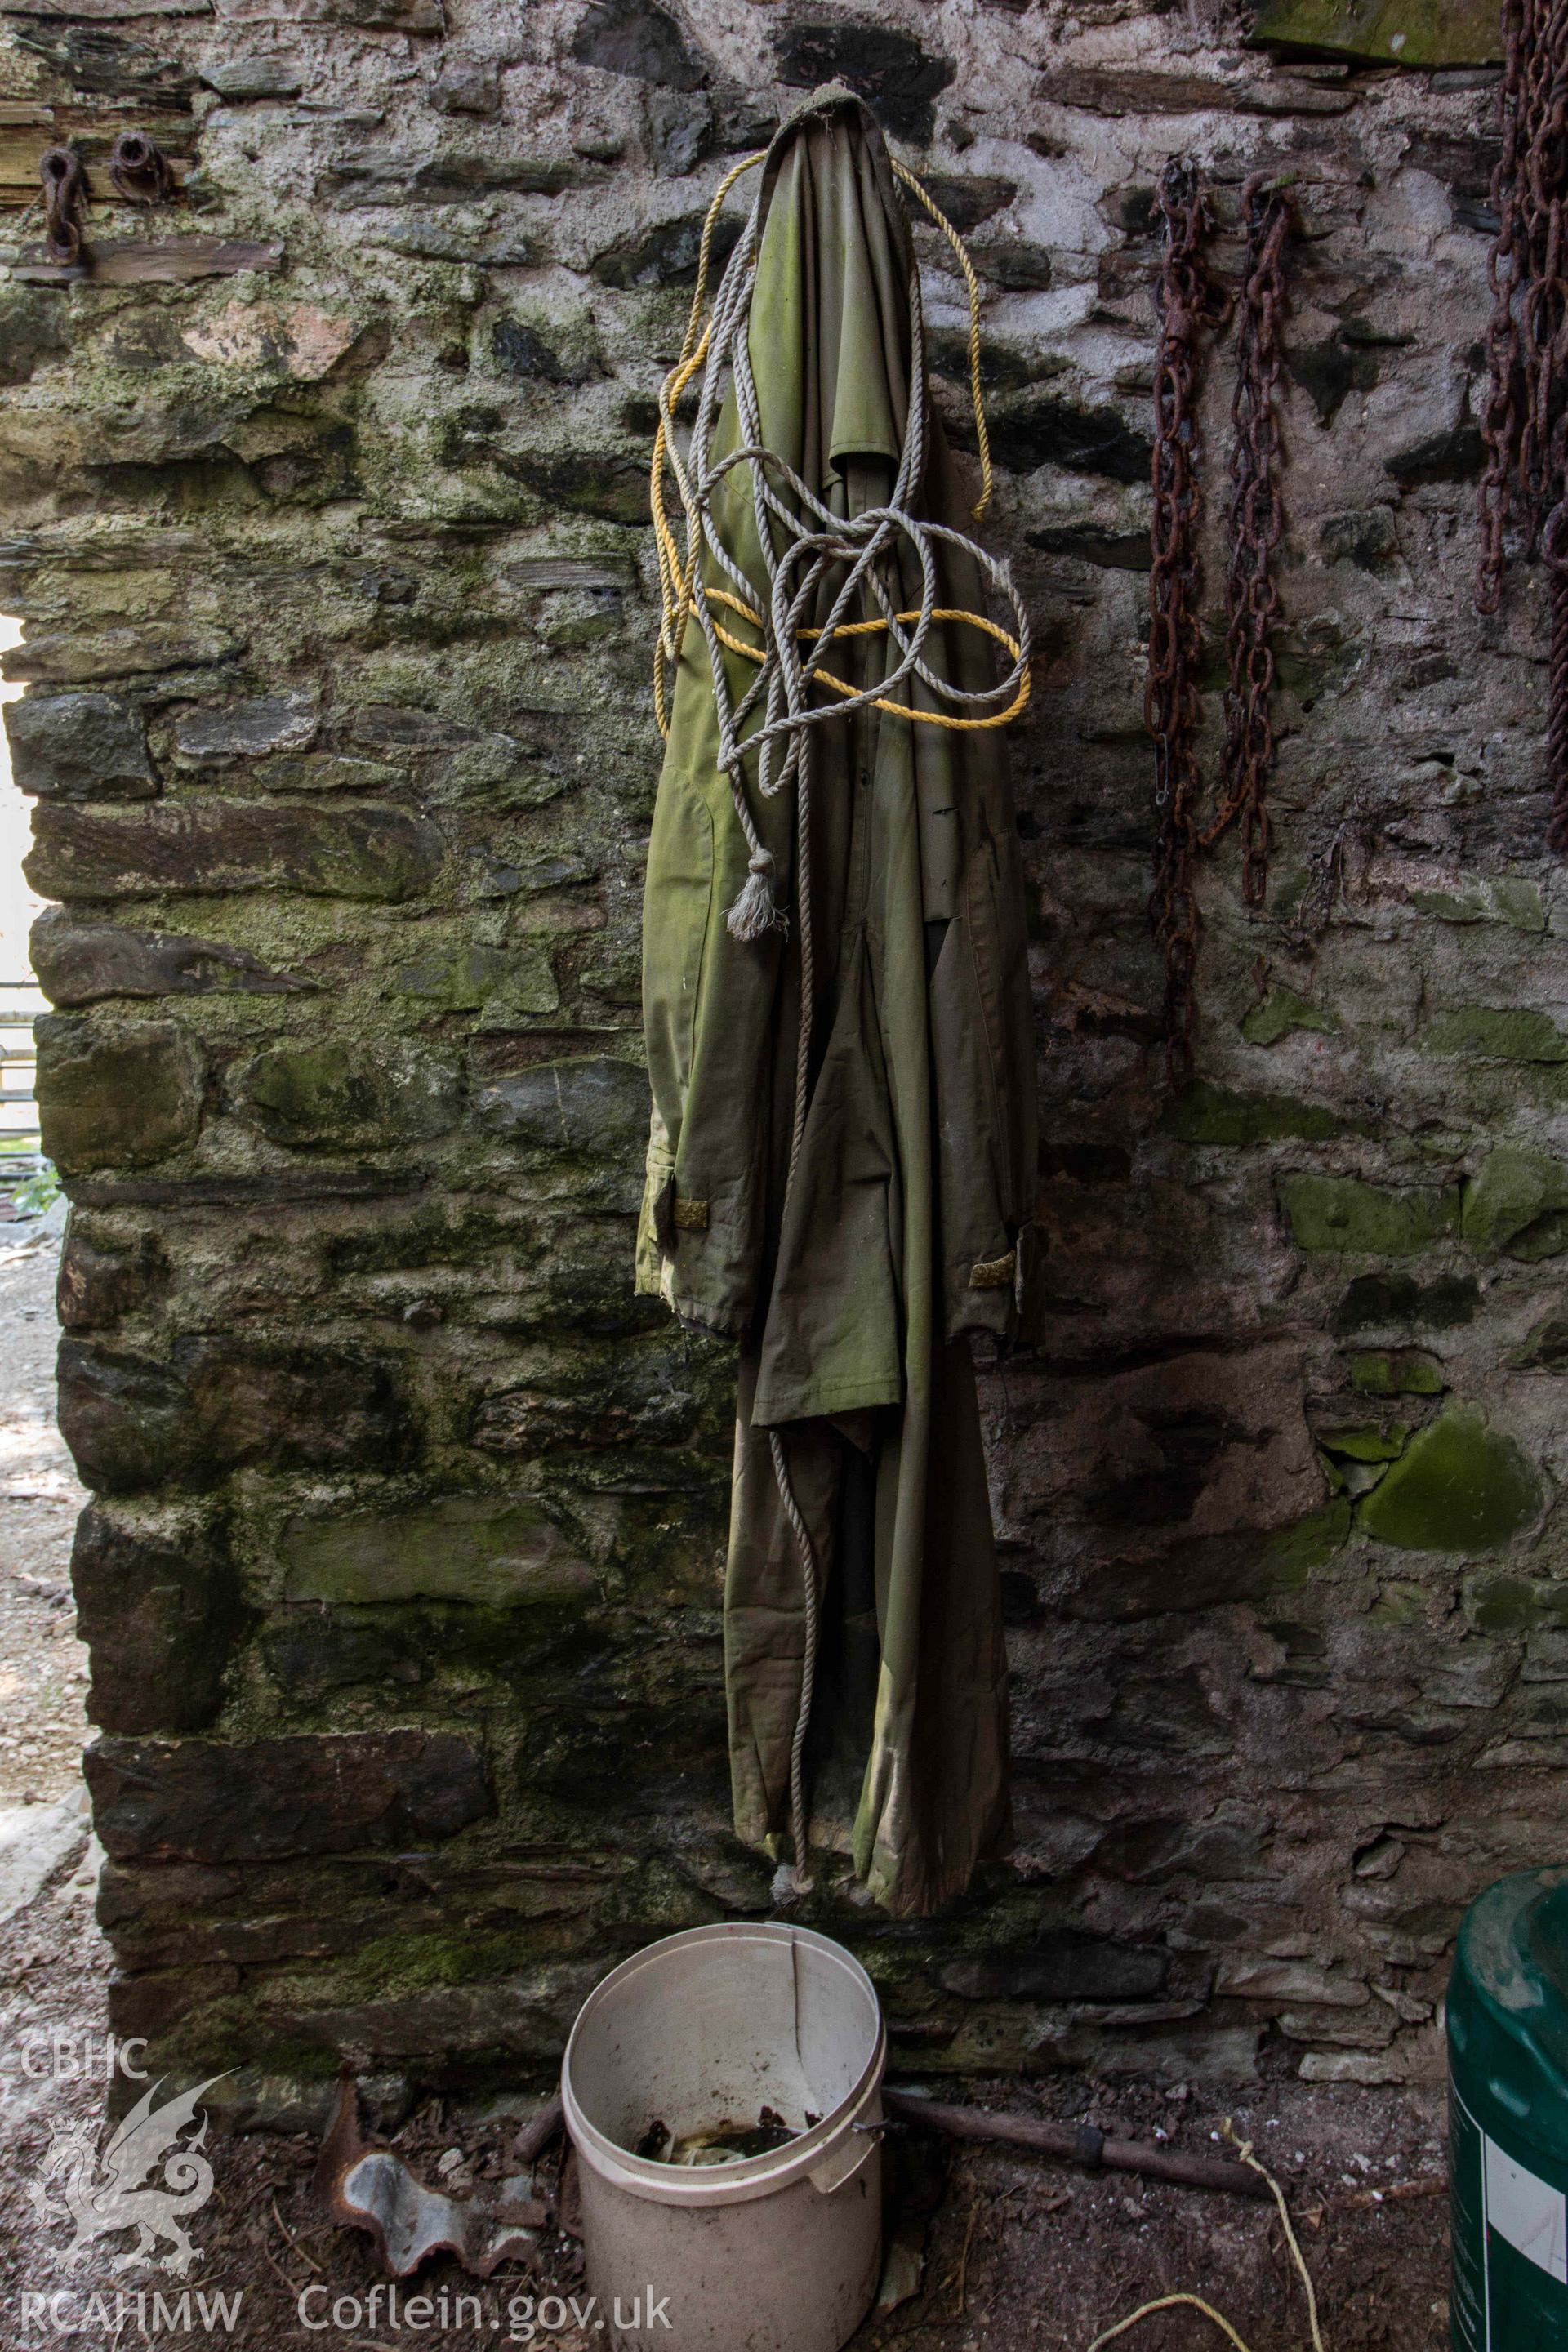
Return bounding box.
[648,127,1031,1895]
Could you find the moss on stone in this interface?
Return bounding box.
[283,1495,597,1607]
[1511,1307,1568,1372]
[1165,1082,1341,1145]
[1317,1420,1410,1462]
[1367,1579,1427,1625]
[1348,1348,1446,1396]
[1356,1408,1541,1552]
[1411,879,1547,933]
[1469,1572,1568,1634]
[1463,1145,1568,1259]
[1280,1174,1459,1257]
[1241,987,1334,1047]
[1260,1499,1354,1588]
[1250,0,1503,69]
[1426,1007,1568,1064]
[239,1039,465,1149]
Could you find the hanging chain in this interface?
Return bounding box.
[1205,173,1290,907]
[1477,0,1568,845]
[1148,164,1291,1076]
[1148,163,1228,1080]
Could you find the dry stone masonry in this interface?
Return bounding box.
[0,0,1557,2114]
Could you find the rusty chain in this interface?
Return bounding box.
[1148,163,1289,1077]
[1148,161,1230,1080]
[1204,173,1290,909]
[1477,0,1568,844]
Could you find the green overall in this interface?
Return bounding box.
[637,92,1038,1917]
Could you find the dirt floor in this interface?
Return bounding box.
[0,1218,1451,2351]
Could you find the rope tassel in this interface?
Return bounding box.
[727,846,785,941]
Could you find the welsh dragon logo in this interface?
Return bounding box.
[28,2075,229,2275]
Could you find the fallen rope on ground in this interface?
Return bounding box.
[1085,2121,1327,2352]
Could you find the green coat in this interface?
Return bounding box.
[637,91,1037,1917]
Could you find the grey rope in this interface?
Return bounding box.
[661,154,1031,1900]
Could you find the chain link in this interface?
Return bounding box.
[1477,0,1568,847]
[1148,165,1290,1076]
[1204,174,1290,909]
[1147,162,1229,1081]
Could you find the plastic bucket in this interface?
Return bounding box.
[560,1922,885,2352]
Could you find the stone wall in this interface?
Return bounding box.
[0,0,1557,2114]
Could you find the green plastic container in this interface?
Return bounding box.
[1450,1870,1568,2350]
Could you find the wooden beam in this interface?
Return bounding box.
[12,236,284,285]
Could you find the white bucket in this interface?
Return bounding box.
[560,1922,886,2352]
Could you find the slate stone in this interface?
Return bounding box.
[56,1336,409,1492]
[56,1344,192,1496]
[452,432,648,523]
[5,693,155,800]
[1511,1308,1568,1372]
[571,0,710,89]
[940,1928,1169,2002]
[261,1609,434,1702]
[916,175,1018,231]
[201,57,304,99]
[431,57,501,115]
[73,1507,246,1735]
[1027,522,1151,571]
[973,240,1054,292]
[323,149,579,206]
[86,1731,492,1862]
[56,1232,166,1332]
[1384,420,1486,484]
[282,1494,595,1606]
[37,1017,204,1173]
[1333,1272,1479,1332]
[27,802,443,902]
[32,911,314,1008]
[318,0,444,29]
[0,288,70,388]
[1320,506,1399,568]
[1285,334,1377,425]
[590,210,742,288]
[172,694,319,761]
[173,1337,411,1476]
[11,23,198,105]
[475,1057,650,1160]
[645,87,712,176]
[773,23,955,140]
[986,394,1152,484]
[491,319,594,386]
[237,1040,465,1148]
[3,626,241,685]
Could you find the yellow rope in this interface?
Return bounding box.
[890,156,993,522]
[649,141,1016,739]
[701,587,1030,729]
[1085,2123,1328,2352]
